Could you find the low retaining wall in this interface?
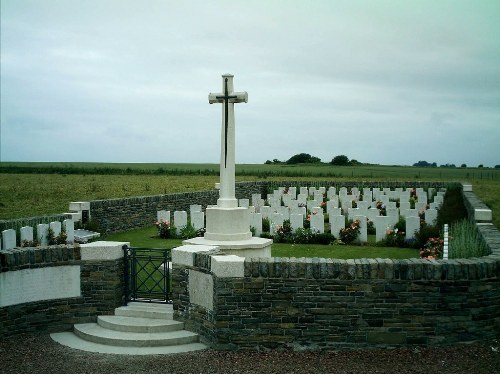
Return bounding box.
[172,247,500,351]
[0,241,127,337]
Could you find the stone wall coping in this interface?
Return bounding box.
[80,241,129,261]
[211,255,245,278]
[172,244,219,267]
[0,245,81,272]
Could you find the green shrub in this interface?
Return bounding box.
[449,219,490,258]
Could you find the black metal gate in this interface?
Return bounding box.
[123,245,172,304]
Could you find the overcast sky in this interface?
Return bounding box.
[1,0,499,166]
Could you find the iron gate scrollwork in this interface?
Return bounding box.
[123,245,172,304]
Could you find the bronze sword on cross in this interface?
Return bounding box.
[216,78,238,168]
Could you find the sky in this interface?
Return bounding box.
[1,0,499,167]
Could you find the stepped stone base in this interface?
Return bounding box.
[183,236,272,258]
[50,302,207,355]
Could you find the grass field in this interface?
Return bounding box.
[1,162,498,228]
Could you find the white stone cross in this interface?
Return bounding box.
[209,74,248,208]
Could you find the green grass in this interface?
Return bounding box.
[105,227,419,260]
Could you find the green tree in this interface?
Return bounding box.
[286,153,321,164]
[331,155,350,166]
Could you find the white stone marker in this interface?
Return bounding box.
[250,213,263,237]
[190,205,202,216]
[238,199,250,208]
[353,215,367,243]
[2,229,16,250]
[277,206,290,221]
[399,202,410,211]
[374,216,393,242]
[297,193,307,206]
[386,208,399,226]
[20,226,34,246]
[416,202,427,211]
[328,207,342,216]
[174,211,188,234]
[290,213,304,231]
[63,219,75,244]
[260,206,271,220]
[367,207,380,222]
[270,213,284,235]
[327,187,337,199]
[425,209,438,225]
[310,212,324,233]
[300,187,308,195]
[314,192,323,203]
[252,194,263,210]
[328,195,339,207]
[307,200,319,212]
[330,215,345,239]
[50,221,62,238]
[191,211,205,230]
[405,216,420,240]
[37,224,49,245]
[157,210,170,222]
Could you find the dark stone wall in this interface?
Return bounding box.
[0,245,124,337]
[173,253,500,351]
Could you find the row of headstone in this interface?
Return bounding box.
[1,219,75,251]
[249,212,423,243]
[157,207,205,235]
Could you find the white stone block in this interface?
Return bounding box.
[81,241,129,261]
[462,185,472,192]
[277,206,290,221]
[307,200,320,212]
[260,206,271,220]
[300,187,308,195]
[474,208,492,222]
[399,202,410,210]
[211,255,245,278]
[367,208,380,222]
[353,215,367,243]
[327,187,336,199]
[328,207,341,216]
[172,244,218,266]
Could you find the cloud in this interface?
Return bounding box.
[1,0,499,166]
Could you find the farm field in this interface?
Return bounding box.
[1,162,498,228]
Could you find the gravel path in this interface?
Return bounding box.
[0,334,499,374]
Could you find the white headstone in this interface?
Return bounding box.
[37,224,49,246]
[425,209,438,226]
[328,207,342,216]
[291,206,307,217]
[20,226,34,246]
[314,192,323,204]
[399,202,410,211]
[238,199,250,208]
[290,213,304,231]
[2,229,16,250]
[311,206,323,215]
[386,208,399,226]
[191,211,205,230]
[330,215,345,238]
[50,221,62,238]
[260,206,271,220]
[405,216,420,240]
[250,213,263,237]
[157,210,170,222]
[353,215,367,243]
[307,200,319,212]
[310,212,324,233]
[416,202,427,211]
[374,216,393,242]
[270,213,284,235]
[190,205,202,216]
[297,193,307,206]
[174,211,188,234]
[63,219,75,244]
[277,206,290,221]
[300,187,308,195]
[327,187,336,199]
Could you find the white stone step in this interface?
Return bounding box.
[114,303,174,320]
[97,315,184,333]
[74,323,199,347]
[51,332,207,355]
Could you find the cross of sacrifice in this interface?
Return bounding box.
[208,74,248,208]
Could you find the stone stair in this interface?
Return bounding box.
[51,302,207,355]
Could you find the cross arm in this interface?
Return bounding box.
[208,91,248,104]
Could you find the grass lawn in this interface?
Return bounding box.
[105,227,419,260]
